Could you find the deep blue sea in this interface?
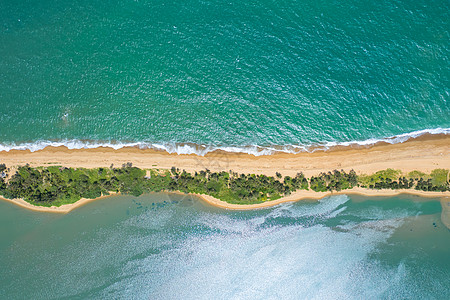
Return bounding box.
[0,0,449,154]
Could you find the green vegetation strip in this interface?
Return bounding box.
[0,164,448,207]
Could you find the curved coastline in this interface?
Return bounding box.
[0,134,448,216]
[0,193,119,213]
[1,188,449,213]
[197,188,450,210]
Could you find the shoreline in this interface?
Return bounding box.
[0,135,448,213]
[0,129,448,156]
[1,188,449,214]
[196,188,450,210]
[0,193,119,213]
[0,134,449,178]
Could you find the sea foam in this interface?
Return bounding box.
[0,127,448,156]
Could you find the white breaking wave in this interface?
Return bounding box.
[0,127,448,156]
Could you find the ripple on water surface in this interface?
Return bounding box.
[0,194,448,299]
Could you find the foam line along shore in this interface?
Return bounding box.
[0,133,448,178]
[0,128,448,156]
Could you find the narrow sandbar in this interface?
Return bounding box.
[0,135,448,214]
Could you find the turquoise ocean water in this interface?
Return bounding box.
[0,0,449,154]
[1,1,450,298]
[0,194,449,299]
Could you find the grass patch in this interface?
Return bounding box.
[430,169,449,186]
[358,169,402,187]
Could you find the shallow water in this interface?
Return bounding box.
[0,194,448,299]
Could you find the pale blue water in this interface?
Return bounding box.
[0,194,449,299]
[0,0,449,154]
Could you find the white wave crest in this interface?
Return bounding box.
[0,127,448,156]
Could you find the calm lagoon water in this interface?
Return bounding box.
[1,194,449,299]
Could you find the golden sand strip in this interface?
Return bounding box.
[0,193,118,213]
[0,134,448,178]
[200,190,449,230]
[0,135,449,214]
[197,188,450,210]
[2,188,449,214]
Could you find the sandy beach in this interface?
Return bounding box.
[0,134,449,178]
[2,187,449,214]
[0,134,449,213]
[0,193,119,213]
[197,188,450,210]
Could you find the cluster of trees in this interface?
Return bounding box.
[414,178,448,192]
[0,164,448,207]
[0,164,7,192]
[363,177,414,190]
[0,164,147,206]
[358,169,449,192]
[309,170,358,192]
[360,176,449,192]
[162,169,308,203]
[0,164,308,206]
